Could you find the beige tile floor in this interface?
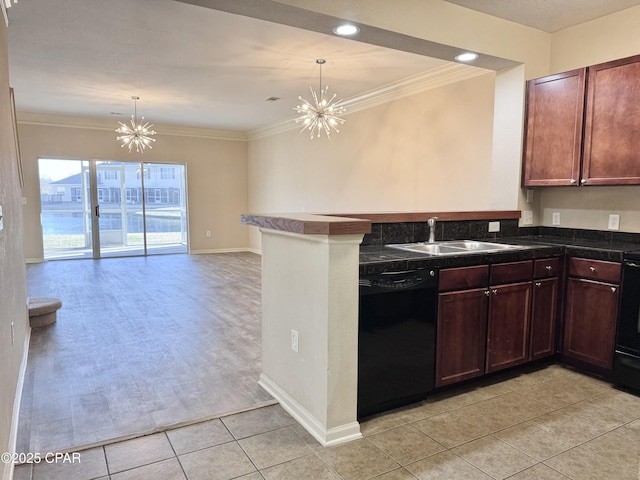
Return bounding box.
[14,363,640,480]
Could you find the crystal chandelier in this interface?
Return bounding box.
[294,59,346,139]
[115,96,156,153]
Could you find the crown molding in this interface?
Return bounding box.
[248,63,491,141]
[15,111,248,141]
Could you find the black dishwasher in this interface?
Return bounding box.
[613,253,640,390]
[358,269,438,419]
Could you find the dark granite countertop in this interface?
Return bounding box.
[360,235,635,275]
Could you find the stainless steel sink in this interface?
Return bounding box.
[394,244,469,255]
[445,240,521,251]
[387,240,524,256]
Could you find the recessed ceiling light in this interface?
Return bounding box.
[333,24,360,36]
[455,52,479,63]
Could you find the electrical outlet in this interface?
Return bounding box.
[290,329,299,353]
[488,221,500,232]
[523,211,533,225]
[552,212,560,226]
[608,214,620,231]
[206,230,211,238]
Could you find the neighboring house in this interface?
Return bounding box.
[41,163,183,206]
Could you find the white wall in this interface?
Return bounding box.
[0,18,29,480]
[249,72,497,248]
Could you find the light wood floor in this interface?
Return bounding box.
[18,252,273,453]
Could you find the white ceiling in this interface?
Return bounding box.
[7,0,640,132]
[443,0,640,33]
[7,0,451,131]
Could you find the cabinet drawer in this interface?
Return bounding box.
[534,258,560,279]
[439,265,489,292]
[568,258,621,283]
[490,260,533,285]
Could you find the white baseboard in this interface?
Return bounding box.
[3,325,31,480]
[25,257,44,264]
[189,248,257,255]
[258,373,361,447]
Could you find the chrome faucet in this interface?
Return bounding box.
[427,217,438,243]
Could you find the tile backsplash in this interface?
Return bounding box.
[362,221,640,247]
[362,219,520,246]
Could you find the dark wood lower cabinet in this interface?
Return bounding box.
[529,277,558,360]
[436,258,559,387]
[563,277,619,369]
[486,282,532,373]
[435,288,488,387]
[433,255,623,388]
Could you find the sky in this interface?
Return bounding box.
[38,159,86,182]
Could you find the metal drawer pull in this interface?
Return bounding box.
[545,265,552,271]
[612,287,617,293]
[589,266,596,272]
[484,290,490,296]
[492,289,498,295]
[536,282,542,287]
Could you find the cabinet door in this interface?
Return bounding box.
[529,277,558,360]
[486,282,532,373]
[522,69,585,187]
[563,278,619,369]
[583,54,640,185]
[436,288,488,387]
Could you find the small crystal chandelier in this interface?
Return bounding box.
[294,59,346,139]
[115,96,156,153]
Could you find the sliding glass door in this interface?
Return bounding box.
[143,163,189,254]
[39,159,188,260]
[39,159,93,259]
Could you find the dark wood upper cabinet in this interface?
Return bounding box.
[583,54,640,185]
[522,69,586,187]
[522,54,640,187]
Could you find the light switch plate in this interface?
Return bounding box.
[488,221,500,232]
[523,211,533,225]
[552,212,560,225]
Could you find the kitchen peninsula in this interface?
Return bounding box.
[241,213,370,446]
[241,210,525,446]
